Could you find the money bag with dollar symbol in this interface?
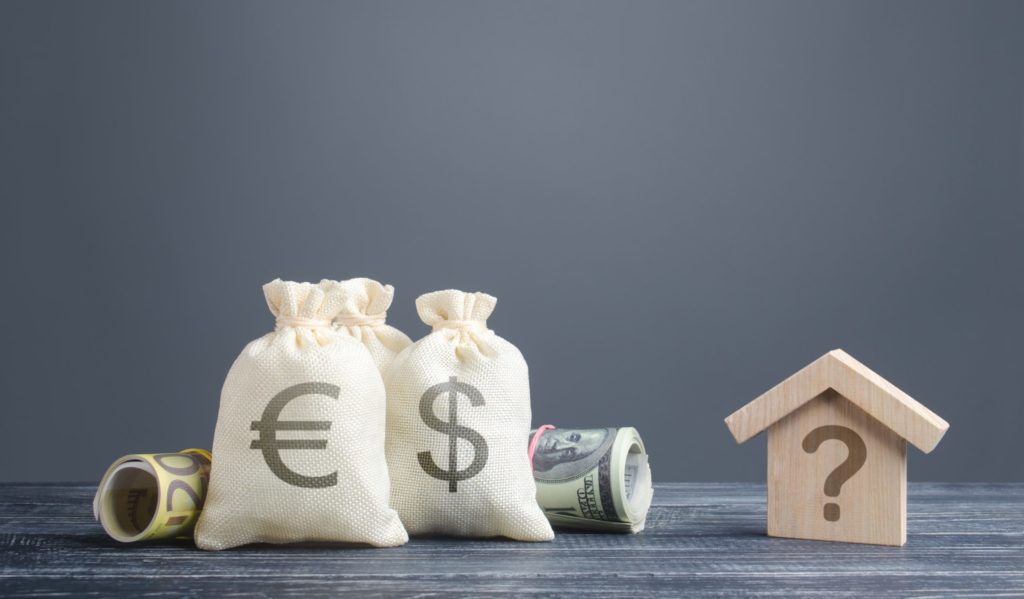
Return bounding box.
[384,290,554,541]
[195,279,409,550]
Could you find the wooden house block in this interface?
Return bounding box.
[724,349,949,546]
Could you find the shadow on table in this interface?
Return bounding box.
[78,533,409,550]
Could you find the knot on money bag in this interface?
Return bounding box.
[265,280,341,344]
[322,278,412,373]
[416,290,497,358]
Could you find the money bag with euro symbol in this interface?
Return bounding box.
[194,279,409,550]
[384,290,554,541]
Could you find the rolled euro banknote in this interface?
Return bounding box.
[93,449,211,542]
[529,426,653,533]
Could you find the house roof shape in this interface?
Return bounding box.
[724,349,949,453]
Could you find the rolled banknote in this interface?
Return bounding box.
[530,426,653,533]
[93,449,211,542]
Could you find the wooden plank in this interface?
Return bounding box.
[1,483,1021,597]
[724,350,831,444]
[724,350,949,452]
[827,349,949,453]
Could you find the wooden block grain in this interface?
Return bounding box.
[725,349,949,547]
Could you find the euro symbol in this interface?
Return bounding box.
[250,382,340,488]
[417,376,488,493]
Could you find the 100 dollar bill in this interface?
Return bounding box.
[531,427,653,533]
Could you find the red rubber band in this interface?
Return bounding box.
[528,424,556,470]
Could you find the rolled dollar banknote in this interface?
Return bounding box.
[93,449,211,542]
[529,426,653,533]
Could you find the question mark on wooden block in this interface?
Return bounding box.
[802,425,867,522]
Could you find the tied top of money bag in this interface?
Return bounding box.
[322,278,412,373]
[263,279,346,346]
[416,290,498,359]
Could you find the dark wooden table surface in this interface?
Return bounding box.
[1,483,1021,597]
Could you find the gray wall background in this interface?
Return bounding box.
[1,1,1022,482]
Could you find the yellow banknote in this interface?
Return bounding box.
[93,448,211,542]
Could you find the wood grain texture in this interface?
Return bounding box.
[725,350,951,546]
[724,349,949,452]
[2,483,1021,597]
[768,391,907,546]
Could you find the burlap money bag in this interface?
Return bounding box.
[385,290,554,541]
[322,277,412,374]
[195,279,408,550]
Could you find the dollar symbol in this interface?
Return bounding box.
[417,376,489,493]
[251,382,339,488]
